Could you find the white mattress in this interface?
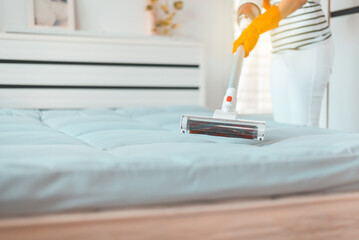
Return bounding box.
[1,106,359,218]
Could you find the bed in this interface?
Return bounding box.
[1,33,359,239]
[1,105,359,239]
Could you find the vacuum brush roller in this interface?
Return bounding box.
[181,115,265,141]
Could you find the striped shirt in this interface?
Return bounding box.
[270,0,332,54]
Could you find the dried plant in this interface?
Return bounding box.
[146,0,183,36]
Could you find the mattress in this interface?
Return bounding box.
[1,105,359,218]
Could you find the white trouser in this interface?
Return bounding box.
[270,38,334,127]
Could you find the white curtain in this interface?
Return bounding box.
[234,1,273,115]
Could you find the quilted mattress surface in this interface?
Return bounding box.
[1,106,359,218]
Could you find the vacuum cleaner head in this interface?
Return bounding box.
[181,115,265,141]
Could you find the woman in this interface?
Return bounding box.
[233,0,333,127]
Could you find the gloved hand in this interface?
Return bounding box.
[232,5,281,57]
[263,0,271,10]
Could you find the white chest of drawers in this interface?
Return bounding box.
[0,33,204,109]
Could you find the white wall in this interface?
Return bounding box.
[0,0,3,31]
[0,0,234,109]
[75,0,145,36]
[176,0,234,109]
[2,0,28,31]
[1,0,146,35]
[329,10,359,132]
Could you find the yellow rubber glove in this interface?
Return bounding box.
[263,0,271,10]
[232,5,281,57]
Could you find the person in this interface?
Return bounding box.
[233,0,333,127]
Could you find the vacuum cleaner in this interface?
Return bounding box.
[180,5,266,141]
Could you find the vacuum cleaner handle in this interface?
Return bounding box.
[228,15,252,90]
[221,45,245,113]
[228,45,245,90]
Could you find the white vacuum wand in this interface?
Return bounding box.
[214,45,245,120]
[214,17,250,120]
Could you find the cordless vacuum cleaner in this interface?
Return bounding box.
[180,6,266,141]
